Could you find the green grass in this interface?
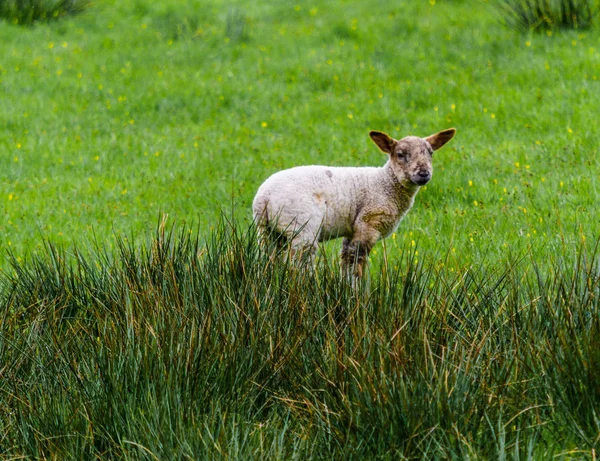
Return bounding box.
[1,0,599,264]
[1,0,600,458]
[0,0,90,26]
[497,0,600,32]
[1,220,599,458]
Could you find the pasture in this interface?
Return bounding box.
[1,0,599,458]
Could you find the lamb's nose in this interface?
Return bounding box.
[418,170,430,178]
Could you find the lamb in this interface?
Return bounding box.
[252,128,456,277]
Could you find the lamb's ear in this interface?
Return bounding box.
[425,128,456,151]
[369,131,396,155]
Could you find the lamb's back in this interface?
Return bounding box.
[253,165,381,240]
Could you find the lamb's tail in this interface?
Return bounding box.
[252,196,269,227]
[252,197,289,249]
[253,196,278,247]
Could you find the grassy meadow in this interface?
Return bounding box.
[1,0,600,458]
[1,0,598,262]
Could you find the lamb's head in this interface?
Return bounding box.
[369,128,456,186]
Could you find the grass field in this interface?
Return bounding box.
[1,0,599,262]
[1,0,600,458]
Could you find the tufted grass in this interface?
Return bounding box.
[0,0,90,26]
[496,0,600,32]
[1,219,599,458]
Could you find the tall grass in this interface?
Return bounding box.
[496,0,600,31]
[0,220,599,458]
[0,0,90,25]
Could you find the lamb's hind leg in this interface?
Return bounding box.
[289,225,319,266]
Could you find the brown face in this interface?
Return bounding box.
[390,136,434,186]
[369,128,456,187]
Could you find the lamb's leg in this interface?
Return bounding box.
[289,224,320,266]
[340,239,372,277]
[340,226,380,278]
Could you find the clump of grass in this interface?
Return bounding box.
[225,8,249,42]
[0,0,90,25]
[0,219,599,458]
[153,8,202,42]
[496,0,600,31]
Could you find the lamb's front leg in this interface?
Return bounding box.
[340,226,380,278]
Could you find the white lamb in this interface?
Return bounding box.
[252,128,456,276]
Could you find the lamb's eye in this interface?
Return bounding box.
[397,152,409,160]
